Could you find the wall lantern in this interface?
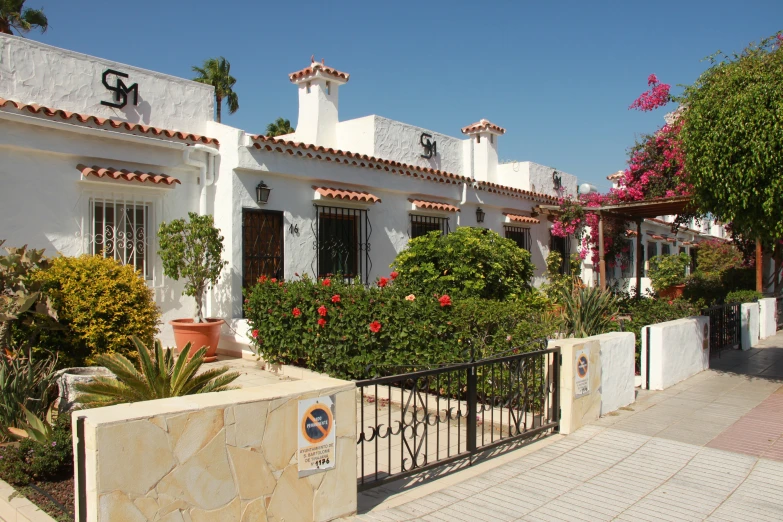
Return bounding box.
[475,207,485,223]
[256,181,271,204]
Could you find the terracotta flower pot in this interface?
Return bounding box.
[170,318,224,363]
[658,284,685,300]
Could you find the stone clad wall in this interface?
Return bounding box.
[74,377,357,522]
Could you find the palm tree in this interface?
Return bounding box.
[0,1,48,35]
[266,117,295,137]
[192,57,239,124]
[74,336,239,408]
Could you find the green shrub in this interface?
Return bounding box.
[559,287,619,338]
[725,289,763,303]
[648,253,690,292]
[0,351,58,442]
[34,256,160,366]
[694,239,743,276]
[618,297,700,371]
[391,227,534,300]
[541,252,583,302]
[684,268,756,306]
[0,412,73,486]
[244,275,555,379]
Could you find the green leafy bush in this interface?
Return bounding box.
[684,268,755,306]
[618,297,700,371]
[648,253,690,292]
[34,255,160,366]
[0,411,73,486]
[244,275,555,379]
[541,251,583,302]
[391,227,534,300]
[694,239,744,276]
[725,289,763,303]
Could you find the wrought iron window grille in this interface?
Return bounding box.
[313,204,372,284]
[88,197,151,279]
[505,226,532,252]
[549,232,571,275]
[409,214,450,239]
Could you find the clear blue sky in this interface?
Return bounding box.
[29,0,782,191]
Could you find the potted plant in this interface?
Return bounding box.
[648,253,690,299]
[158,212,228,362]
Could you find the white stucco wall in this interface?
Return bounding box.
[0,34,214,134]
[335,116,375,156]
[740,302,760,350]
[591,332,636,415]
[759,298,777,339]
[641,316,709,390]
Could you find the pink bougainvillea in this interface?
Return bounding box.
[551,75,691,266]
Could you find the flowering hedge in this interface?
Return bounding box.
[244,274,555,379]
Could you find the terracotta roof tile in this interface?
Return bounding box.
[314,186,380,203]
[0,98,219,147]
[461,119,506,135]
[289,60,350,83]
[77,164,180,185]
[409,199,460,212]
[249,135,557,203]
[504,213,540,224]
[626,229,638,237]
[607,170,625,181]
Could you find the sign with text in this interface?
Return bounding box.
[297,395,336,476]
[574,348,590,398]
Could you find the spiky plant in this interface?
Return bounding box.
[559,286,619,338]
[74,336,240,408]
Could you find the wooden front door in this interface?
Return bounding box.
[242,209,284,290]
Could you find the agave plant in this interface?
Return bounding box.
[559,286,619,338]
[7,404,56,443]
[75,336,240,408]
[0,349,58,441]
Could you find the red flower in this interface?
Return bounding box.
[251,329,259,338]
[438,295,452,307]
[369,321,381,333]
[318,305,328,317]
[270,278,277,283]
[390,271,399,280]
[318,318,327,328]
[378,277,389,288]
[258,275,268,283]
[321,278,331,287]
[331,294,341,303]
[292,307,302,317]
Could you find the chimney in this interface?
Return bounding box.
[288,58,349,148]
[461,119,505,183]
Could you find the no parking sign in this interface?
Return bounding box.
[297,395,336,476]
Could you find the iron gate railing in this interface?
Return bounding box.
[702,303,741,357]
[777,297,783,331]
[356,340,560,490]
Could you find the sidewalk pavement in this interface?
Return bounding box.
[353,331,783,521]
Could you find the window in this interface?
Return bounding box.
[476,135,481,144]
[662,244,671,256]
[550,232,571,275]
[315,205,370,283]
[326,81,331,95]
[490,134,494,144]
[306,81,312,94]
[505,226,532,252]
[89,198,150,278]
[621,240,634,278]
[646,242,658,260]
[410,215,449,238]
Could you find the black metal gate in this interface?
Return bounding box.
[356,340,560,490]
[702,303,741,357]
[777,297,783,331]
[242,209,284,289]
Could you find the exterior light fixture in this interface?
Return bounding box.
[256,181,271,204]
[476,207,485,223]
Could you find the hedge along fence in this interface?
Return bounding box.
[244,274,557,380]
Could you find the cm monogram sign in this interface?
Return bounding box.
[101,69,139,109]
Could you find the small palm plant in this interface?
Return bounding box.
[559,286,619,338]
[74,336,240,408]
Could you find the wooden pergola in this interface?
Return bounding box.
[536,197,695,296]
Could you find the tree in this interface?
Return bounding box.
[192,57,239,123]
[680,34,783,247]
[0,1,48,35]
[266,117,295,137]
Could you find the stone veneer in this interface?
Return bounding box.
[73,377,357,522]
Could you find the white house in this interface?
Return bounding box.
[0,36,580,353]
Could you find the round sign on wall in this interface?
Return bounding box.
[577,354,589,379]
[301,403,333,444]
